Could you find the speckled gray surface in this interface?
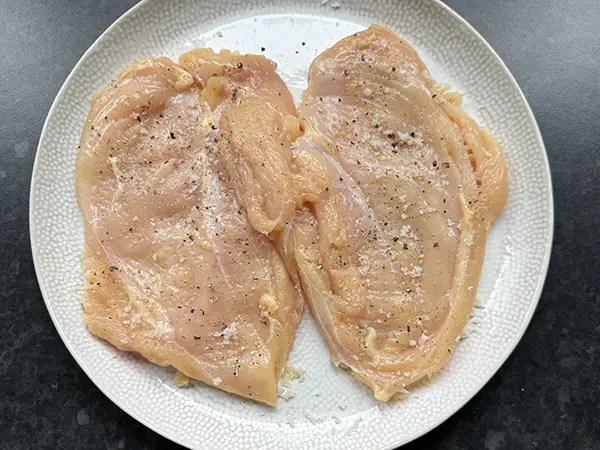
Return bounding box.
[1,0,599,449]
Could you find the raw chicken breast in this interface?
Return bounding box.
[292,26,508,400]
[76,56,303,405]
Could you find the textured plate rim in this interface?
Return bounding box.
[29,1,554,448]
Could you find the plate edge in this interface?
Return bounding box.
[28,1,555,449]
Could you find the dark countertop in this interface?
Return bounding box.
[1,0,598,449]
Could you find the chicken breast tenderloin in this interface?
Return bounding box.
[76,56,303,405]
[291,26,508,400]
[179,49,301,236]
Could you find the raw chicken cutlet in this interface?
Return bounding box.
[291,25,508,400]
[76,54,303,405]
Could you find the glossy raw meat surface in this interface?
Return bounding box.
[76,56,302,405]
[179,49,301,236]
[292,26,508,400]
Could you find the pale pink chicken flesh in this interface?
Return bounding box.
[76,27,508,404]
[291,26,508,400]
[76,55,303,405]
[179,49,301,236]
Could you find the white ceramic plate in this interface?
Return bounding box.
[30,0,553,448]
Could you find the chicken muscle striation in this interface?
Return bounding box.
[291,26,508,400]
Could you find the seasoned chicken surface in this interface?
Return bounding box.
[76,55,303,405]
[179,49,301,236]
[292,26,508,400]
[77,27,507,404]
